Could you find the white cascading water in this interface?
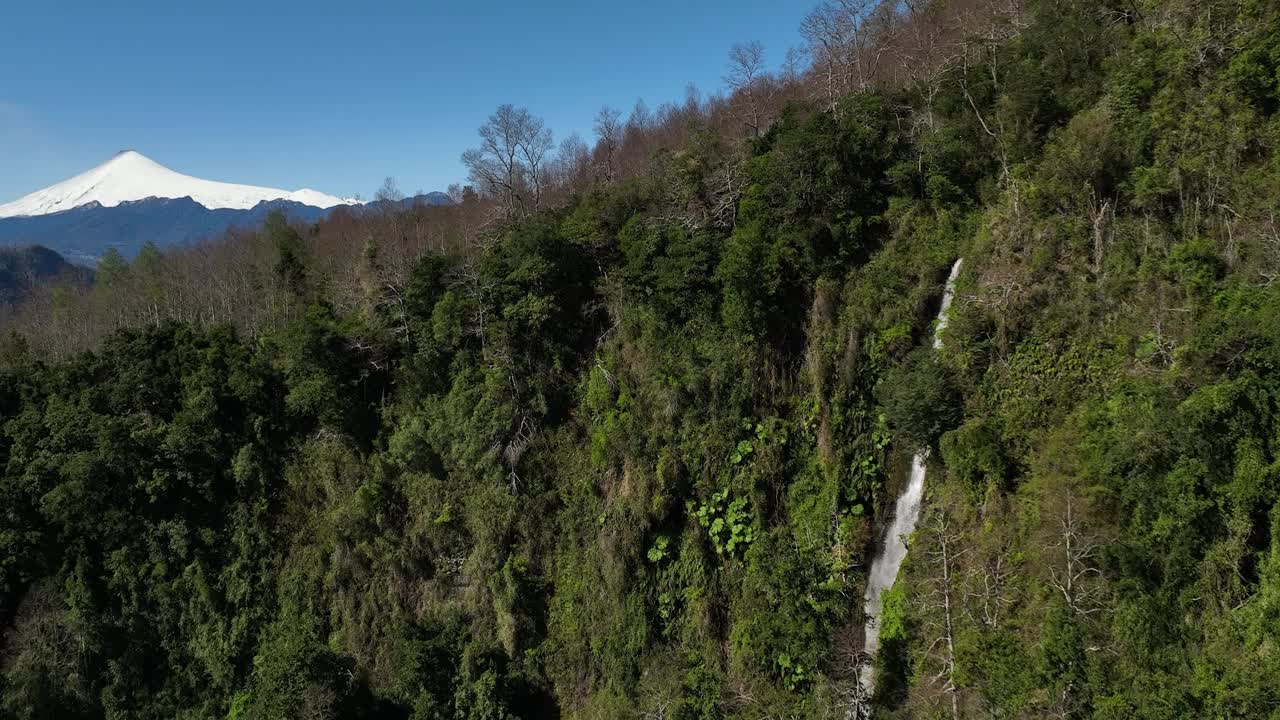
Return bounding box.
[857,258,963,698]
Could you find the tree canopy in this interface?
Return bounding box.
[4,1,1280,718]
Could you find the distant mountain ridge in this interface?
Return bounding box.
[0,152,453,262]
[0,150,354,218]
[0,245,92,305]
[0,193,454,264]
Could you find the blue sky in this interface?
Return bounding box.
[0,0,808,202]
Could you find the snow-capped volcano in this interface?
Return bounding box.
[0,150,356,218]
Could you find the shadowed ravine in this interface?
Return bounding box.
[858,258,963,701]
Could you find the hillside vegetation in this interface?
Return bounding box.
[0,246,91,306]
[3,1,1280,718]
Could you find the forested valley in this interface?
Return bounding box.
[4,1,1280,718]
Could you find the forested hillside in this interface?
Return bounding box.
[0,246,91,306]
[3,1,1280,718]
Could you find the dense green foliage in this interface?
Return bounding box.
[4,1,1280,718]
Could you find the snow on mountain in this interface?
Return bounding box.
[0,150,357,218]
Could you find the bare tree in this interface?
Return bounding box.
[964,537,1016,629]
[462,104,552,216]
[915,504,967,720]
[518,115,554,210]
[801,2,850,114]
[1046,490,1105,618]
[628,98,654,133]
[1089,197,1112,275]
[375,176,404,203]
[1258,211,1280,286]
[782,46,805,84]
[952,0,1031,182]
[2,579,91,709]
[372,176,407,269]
[683,82,704,113]
[708,156,746,229]
[554,133,591,194]
[724,41,773,136]
[800,0,885,116]
[593,106,623,183]
[453,256,494,352]
[898,0,963,134]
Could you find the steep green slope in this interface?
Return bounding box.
[2,2,1280,719]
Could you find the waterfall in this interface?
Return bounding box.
[857,258,963,697]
